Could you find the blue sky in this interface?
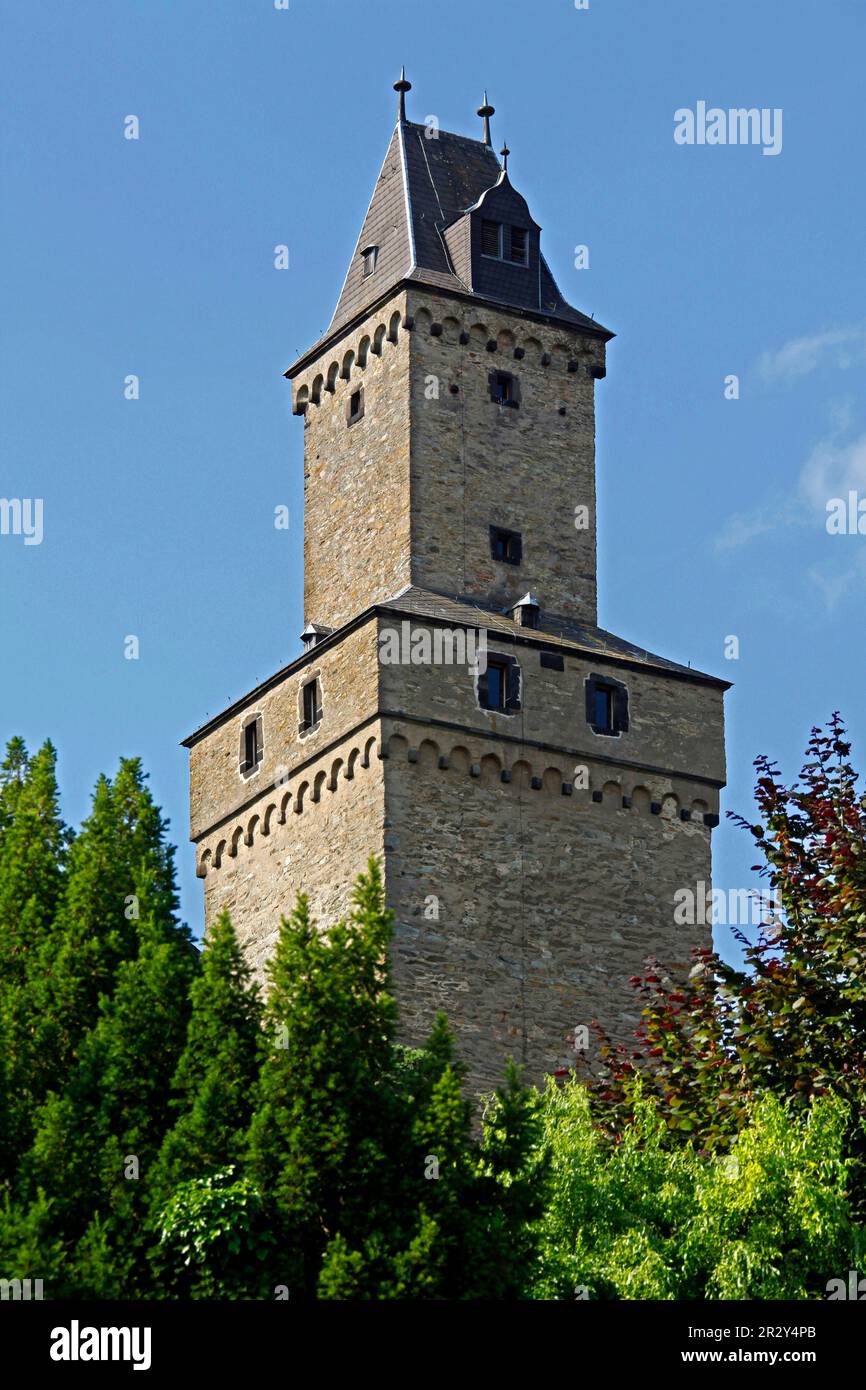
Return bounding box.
[2,0,864,950]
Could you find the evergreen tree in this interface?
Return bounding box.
[153,911,262,1201]
[0,739,66,982]
[246,860,399,1296]
[30,758,181,1093]
[0,736,32,846]
[0,739,68,1175]
[23,893,196,1294]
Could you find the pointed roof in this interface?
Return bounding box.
[288,117,611,376]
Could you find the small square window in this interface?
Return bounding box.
[508,226,528,264]
[481,219,503,259]
[488,369,520,408]
[490,525,522,565]
[492,373,512,403]
[301,678,322,731]
[361,245,377,276]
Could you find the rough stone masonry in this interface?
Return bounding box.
[183,79,728,1096]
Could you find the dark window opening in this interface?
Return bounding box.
[478,654,520,714]
[540,651,564,671]
[488,369,520,408]
[301,678,322,732]
[518,603,539,630]
[347,387,364,425]
[508,226,528,264]
[585,674,629,737]
[240,717,262,776]
[361,245,377,277]
[594,686,614,733]
[486,661,507,712]
[489,525,522,565]
[481,219,502,258]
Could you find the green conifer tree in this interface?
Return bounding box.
[246,859,398,1296]
[153,911,262,1201]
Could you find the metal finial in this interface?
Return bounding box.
[500,141,510,171]
[477,90,495,146]
[394,66,411,122]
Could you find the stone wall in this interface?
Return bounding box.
[294,291,412,633]
[405,287,603,624]
[377,615,726,802]
[381,724,715,1097]
[291,284,606,632]
[197,724,386,981]
[187,618,381,842]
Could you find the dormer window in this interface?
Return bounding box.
[361,245,378,277]
[513,593,540,629]
[508,226,528,265]
[481,220,503,259]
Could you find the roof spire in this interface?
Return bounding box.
[394,66,411,123]
[500,140,510,172]
[477,90,495,146]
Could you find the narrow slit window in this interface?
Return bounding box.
[347,387,364,425]
[594,686,614,733]
[302,678,322,731]
[361,245,378,277]
[485,661,507,712]
[240,717,263,777]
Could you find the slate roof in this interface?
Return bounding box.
[182,584,726,749]
[288,120,610,375]
[379,587,729,689]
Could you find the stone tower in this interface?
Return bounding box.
[184,78,728,1094]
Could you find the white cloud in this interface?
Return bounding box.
[806,549,866,613]
[714,497,798,552]
[798,430,866,511]
[758,325,866,384]
[713,424,866,552]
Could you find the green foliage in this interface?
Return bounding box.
[246,862,400,1294]
[153,1168,278,1299]
[535,1078,864,1300]
[585,718,866,1167]
[154,911,263,1201]
[0,740,68,1172]
[0,727,863,1301]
